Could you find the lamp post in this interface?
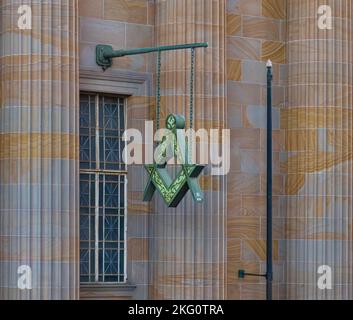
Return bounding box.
[266,60,273,301]
[238,61,273,301]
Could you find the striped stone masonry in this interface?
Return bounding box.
[0,0,352,301]
[0,0,79,300]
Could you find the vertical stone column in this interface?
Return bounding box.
[0,0,79,299]
[285,0,353,299]
[149,0,227,299]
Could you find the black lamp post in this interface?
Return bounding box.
[266,59,273,301]
[238,60,273,301]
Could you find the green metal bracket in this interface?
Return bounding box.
[96,42,208,71]
[96,45,115,71]
[238,270,246,279]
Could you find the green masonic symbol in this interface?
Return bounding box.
[143,114,205,208]
[95,42,209,207]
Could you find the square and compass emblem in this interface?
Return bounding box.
[143,114,204,207]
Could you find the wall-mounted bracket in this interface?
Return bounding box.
[96,42,208,71]
[96,45,115,71]
[238,269,267,279]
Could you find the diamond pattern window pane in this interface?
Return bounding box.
[99,96,125,171]
[79,94,96,170]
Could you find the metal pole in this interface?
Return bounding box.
[106,42,208,58]
[266,60,273,300]
[96,42,208,70]
[238,62,274,301]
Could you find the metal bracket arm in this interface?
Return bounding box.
[96,42,208,71]
[238,270,268,279]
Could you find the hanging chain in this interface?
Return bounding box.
[156,51,162,131]
[189,48,195,130]
[187,48,196,164]
[155,49,196,162]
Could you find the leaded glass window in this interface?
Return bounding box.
[79,93,127,284]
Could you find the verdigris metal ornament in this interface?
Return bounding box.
[95,43,208,207]
[143,114,204,208]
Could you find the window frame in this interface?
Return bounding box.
[79,92,128,285]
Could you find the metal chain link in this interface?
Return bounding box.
[187,48,196,164]
[155,49,195,163]
[189,48,195,130]
[156,51,162,130]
